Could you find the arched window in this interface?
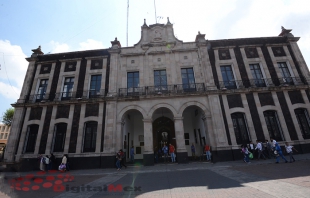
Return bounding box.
[231,113,250,144]
[83,121,97,152]
[263,111,284,141]
[294,108,310,139]
[52,123,67,152]
[24,125,39,153]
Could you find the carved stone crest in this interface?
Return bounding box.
[153,29,162,41]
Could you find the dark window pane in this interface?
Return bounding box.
[25,125,39,153]
[84,122,97,152]
[231,113,250,144]
[53,123,67,152]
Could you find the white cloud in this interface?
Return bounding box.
[0,81,20,100]
[78,39,104,51]
[50,40,70,53]
[0,40,27,99]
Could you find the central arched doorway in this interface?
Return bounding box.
[152,107,176,163]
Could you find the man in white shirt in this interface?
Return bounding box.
[255,140,266,160]
[285,142,298,162]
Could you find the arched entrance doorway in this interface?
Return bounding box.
[152,108,176,163]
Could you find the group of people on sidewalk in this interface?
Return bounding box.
[39,153,70,172]
[191,143,212,162]
[241,138,298,164]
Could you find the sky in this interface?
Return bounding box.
[0,0,310,122]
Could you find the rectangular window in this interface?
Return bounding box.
[0,133,3,139]
[1,126,4,132]
[89,75,102,98]
[231,113,250,144]
[181,68,196,92]
[264,111,284,141]
[249,64,266,87]
[53,123,67,152]
[277,62,293,85]
[24,125,39,153]
[220,65,236,89]
[36,79,48,101]
[83,122,97,152]
[295,109,310,139]
[4,133,8,139]
[62,77,74,100]
[127,72,139,95]
[154,70,168,92]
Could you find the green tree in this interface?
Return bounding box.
[2,108,14,126]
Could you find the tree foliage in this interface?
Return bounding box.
[2,108,14,126]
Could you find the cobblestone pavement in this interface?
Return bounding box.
[0,153,309,198]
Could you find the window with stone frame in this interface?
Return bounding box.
[220,65,236,89]
[127,72,139,95]
[62,77,74,100]
[36,79,48,101]
[154,70,168,92]
[295,108,310,139]
[231,113,250,145]
[249,64,266,87]
[89,75,102,98]
[4,133,8,139]
[24,125,39,153]
[83,121,97,152]
[277,62,293,85]
[52,123,67,152]
[0,133,3,139]
[263,111,284,141]
[181,68,196,92]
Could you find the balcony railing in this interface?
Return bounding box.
[26,93,50,103]
[247,78,274,88]
[216,80,244,90]
[20,77,309,104]
[119,87,146,97]
[278,77,304,86]
[54,91,77,101]
[119,83,205,96]
[83,89,106,99]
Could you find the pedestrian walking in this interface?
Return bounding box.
[191,143,196,160]
[248,141,255,158]
[65,154,70,171]
[130,146,135,163]
[169,144,176,163]
[241,145,250,163]
[119,149,127,168]
[265,140,273,159]
[44,155,50,172]
[162,144,168,163]
[274,142,288,163]
[255,140,266,160]
[38,154,45,171]
[116,151,122,171]
[285,142,298,162]
[49,153,56,170]
[60,154,67,172]
[204,144,212,161]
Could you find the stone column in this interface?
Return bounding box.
[3,107,26,162]
[174,116,188,163]
[142,118,154,166]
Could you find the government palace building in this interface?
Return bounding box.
[4,18,310,170]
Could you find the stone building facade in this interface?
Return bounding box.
[0,124,10,148]
[4,19,310,170]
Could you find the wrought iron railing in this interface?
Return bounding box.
[175,83,205,93]
[119,87,146,97]
[278,77,304,86]
[83,89,106,99]
[216,80,244,90]
[26,93,50,103]
[247,78,274,88]
[54,92,77,101]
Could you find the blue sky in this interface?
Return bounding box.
[1,0,310,122]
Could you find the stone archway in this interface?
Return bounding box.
[152,116,176,157]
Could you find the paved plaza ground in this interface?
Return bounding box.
[0,153,310,198]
